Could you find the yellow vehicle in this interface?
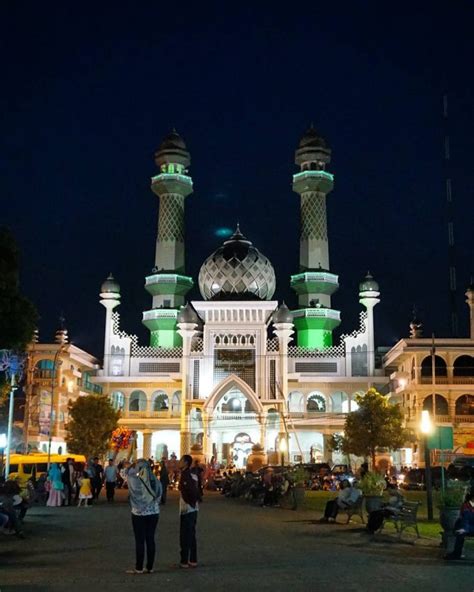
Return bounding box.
[4,453,86,485]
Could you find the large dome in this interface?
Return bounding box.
[198,226,276,301]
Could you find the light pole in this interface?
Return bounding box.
[0,433,7,476]
[0,352,25,479]
[47,346,65,470]
[420,409,434,520]
[279,436,287,467]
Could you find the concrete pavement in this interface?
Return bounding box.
[1,490,473,592]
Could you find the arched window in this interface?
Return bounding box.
[307,393,326,412]
[34,359,55,379]
[266,408,280,430]
[421,355,447,377]
[171,391,181,415]
[152,391,169,412]
[110,391,125,411]
[330,391,348,413]
[453,356,474,378]
[129,390,147,412]
[423,394,449,415]
[287,391,305,413]
[455,395,474,416]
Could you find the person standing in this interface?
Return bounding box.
[103,459,118,503]
[159,458,169,505]
[178,454,200,569]
[61,458,74,506]
[91,457,104,500]
[77,471,93,507]
[126,459,162,574]
[46,464,65,507]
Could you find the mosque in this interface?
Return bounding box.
[94,128,387,468]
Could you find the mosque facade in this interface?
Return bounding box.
[94,129,387,467]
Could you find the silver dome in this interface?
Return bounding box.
[359,271,379,293]
[272,302,293,324]
[177,302,199,325]
[101,273,120,294]
[198,226,276,301]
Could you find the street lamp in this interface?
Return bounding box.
[0,433,7,477]
[279,436,287,467]
[420,409,434,520]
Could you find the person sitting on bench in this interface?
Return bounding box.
[445,491,474,560]
[320,479,362,523]
[366,490,404,534]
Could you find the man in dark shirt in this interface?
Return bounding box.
[178,454,200,568]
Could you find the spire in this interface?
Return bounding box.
[55,314,69,345]
[409,306,423,339]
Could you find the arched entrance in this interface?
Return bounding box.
[205,375,262,467]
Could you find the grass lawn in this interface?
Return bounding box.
[303,490,469,541]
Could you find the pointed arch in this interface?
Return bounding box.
[203,374,263,414]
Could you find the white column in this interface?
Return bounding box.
[273,323,294,400]
[359,292,380,377]
[177,322,198,456]
[100,296,120,375]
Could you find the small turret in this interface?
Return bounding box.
[466,279,474,339]
[272,302,293,325]
[409,307,423,339]
[177,302,199,326]
[55,315,68,345]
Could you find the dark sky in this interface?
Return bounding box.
[2,2,473,358]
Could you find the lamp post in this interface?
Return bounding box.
[0,433,7,476]
[47,346,65,470]
[420,409,434,520]
[279,436,287,467]
[0,352,25,479]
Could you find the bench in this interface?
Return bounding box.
[381,501,421,539]
[344,495,365,524]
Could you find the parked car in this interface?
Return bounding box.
[401,466,472,490]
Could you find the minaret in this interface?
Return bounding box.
[290,126,341,348]
[466,281,474,339]
[54,314,69,345]
[142,130,194,348]
[272,303,294,400]
[358,272,380,376]
[100,274,121,374]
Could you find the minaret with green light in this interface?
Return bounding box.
[142,130,194,347]
[291,126,341,349]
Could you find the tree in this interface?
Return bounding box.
[341,388,408,468]
[65,395,120,459]
[0,227,38,351]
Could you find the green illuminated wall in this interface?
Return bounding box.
[293,317,333,348]
[146,316,182,348]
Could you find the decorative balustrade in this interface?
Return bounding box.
[418,376,474,385]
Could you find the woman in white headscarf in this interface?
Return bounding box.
[126,459,162,574]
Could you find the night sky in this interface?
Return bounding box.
[2,3,473,358]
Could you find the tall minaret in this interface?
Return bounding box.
[358,272,380,376]
[142,130,194,348]
[290,126,341,349]
[100,274,121,374]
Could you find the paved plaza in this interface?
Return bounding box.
[1,491,474,592]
